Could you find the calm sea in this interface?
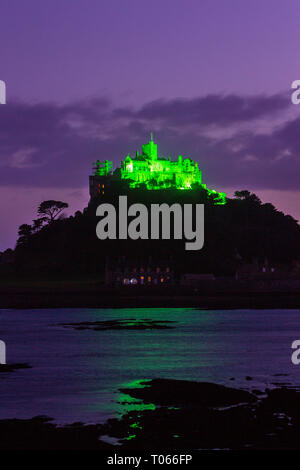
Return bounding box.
[0,308,299,424]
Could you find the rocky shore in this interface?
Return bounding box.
[1,378,300,450]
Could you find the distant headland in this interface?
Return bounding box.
[1,136,300,308]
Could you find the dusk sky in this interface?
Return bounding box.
[1,0,300,250]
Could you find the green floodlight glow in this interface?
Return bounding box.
[92,135,226,204]
[93,159,113,176]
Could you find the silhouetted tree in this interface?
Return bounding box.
[37,200,68,223]
[234,190,251,199]
[5,188,300,278]
[17,224,32,246]
[32,217,48,233]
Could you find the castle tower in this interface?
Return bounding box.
[142,133,157,160]
[89,159,113,198]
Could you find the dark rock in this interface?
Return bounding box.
[0,363,31,373]
[0,416,112,450]
[120,378,256,408]
[60,318,176,331]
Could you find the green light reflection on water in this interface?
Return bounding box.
[125,434,136,441]
[115,379,155,415]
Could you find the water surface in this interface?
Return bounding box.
[0,308,299,424]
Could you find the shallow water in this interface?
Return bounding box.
[0,308,299,424]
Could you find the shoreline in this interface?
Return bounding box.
[1,289,300,309]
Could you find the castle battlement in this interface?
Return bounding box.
[89,135,226,204]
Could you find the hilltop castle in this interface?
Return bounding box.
[89,135,226,204]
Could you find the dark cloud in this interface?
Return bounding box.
[0,92,298,191]
[133,93,289,126]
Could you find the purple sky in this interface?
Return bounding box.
[1,0,300,250]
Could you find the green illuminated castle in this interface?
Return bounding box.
[89,135,226,204]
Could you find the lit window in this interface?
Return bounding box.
[147,276,151,282]
[160,278,164,283]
